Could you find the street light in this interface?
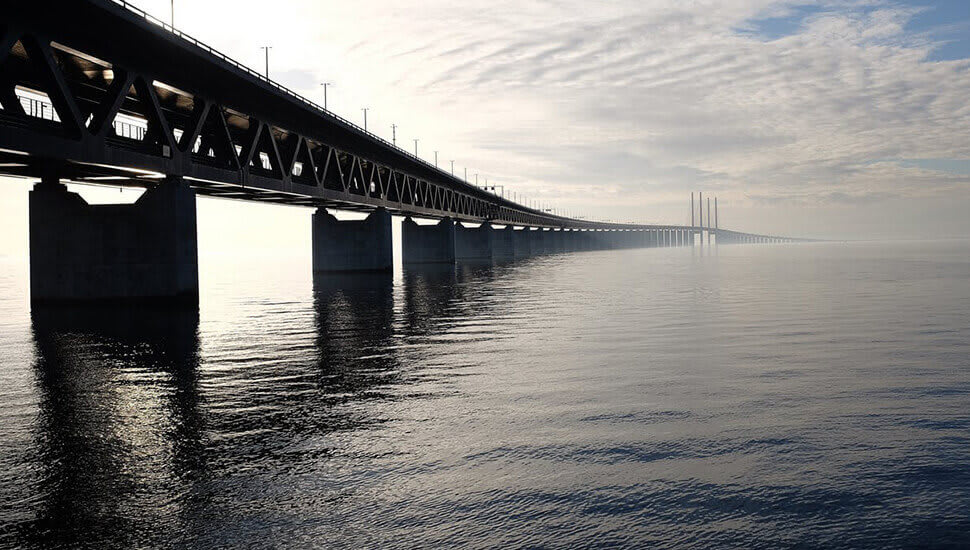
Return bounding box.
[413,139,419,156]
[434,151,438,168]
[320,82,332,110]
[391,124,397,146]
[450,160,454,175]
[361,107,369,132]
[260,46,272,78]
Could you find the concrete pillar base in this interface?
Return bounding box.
[529,229,548,255]
[455,223,494,261]
[402,217,456,264]
[29,176,199,303]
[492,226,515,259]
[512,228,532,257]
[312,208,392,272]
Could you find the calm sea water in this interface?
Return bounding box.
[1,240,969,549]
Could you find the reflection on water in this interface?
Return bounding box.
[1,242,969,548]
[313,272,399,408]
[24,305,202,549]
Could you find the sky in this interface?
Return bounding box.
[1,0,969,257]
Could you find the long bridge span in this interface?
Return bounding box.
[1,0,802,302]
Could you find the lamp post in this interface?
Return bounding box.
[361,107,369,132]
[413,139,419,156]
[320,82,332,110]
[260,46,272,78]
[450,160,454,175]
[391,124,397,146]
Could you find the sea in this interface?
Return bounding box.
[1,240,969,548]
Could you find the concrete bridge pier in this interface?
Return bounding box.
[597,230,610,250]
[528,228,547,254]
[455,223,494,261]
[570,229,583,252]
[564,229,577,252]
[312,208,392,272]
[29,174,199,303]
[493,226,515,260]
[512,228,532,257]
[561,229,574,252]
[402,217,456,264]
[551,229,566,253]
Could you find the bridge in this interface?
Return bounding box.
[1,0,801,302]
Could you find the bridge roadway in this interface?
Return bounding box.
[1,0,798,303]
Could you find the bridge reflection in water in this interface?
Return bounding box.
[18,265,514,548]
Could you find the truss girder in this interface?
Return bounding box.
[0,3,676,231]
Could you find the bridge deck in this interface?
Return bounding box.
[0,0,799,242]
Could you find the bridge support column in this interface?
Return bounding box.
[531,229,549,254]
[455,222,494,261]
[576,229,588,251]
[312,208,392,272]
[29,175,198,303]
[492,226,515,260]
[512,228,532,257]
[551,229,565,253]
[402,217,456,264]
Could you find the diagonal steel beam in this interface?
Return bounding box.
[21,36,83,138]
[88,69,135,137]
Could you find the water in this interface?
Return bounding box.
[1,241,969,548]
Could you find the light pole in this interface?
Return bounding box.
[464,167,467,181]
[391,124,397,146]
[260,46,272,78]
[413,139,419,156]
[170,0,174,27]
[361,107,369,132]
[320,82,332,110]
[450,160,454,175]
